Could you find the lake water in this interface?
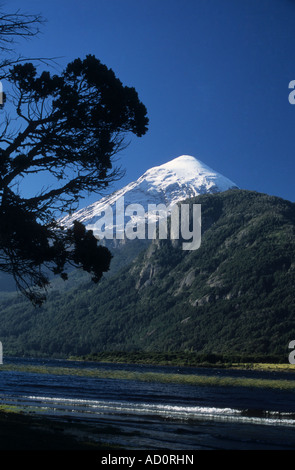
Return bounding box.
[0,357,295,450]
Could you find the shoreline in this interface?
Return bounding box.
[0,407,113,450]
[68,353,295,374]
[3,352,295,374]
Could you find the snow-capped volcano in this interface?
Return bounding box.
[60,155,238,238]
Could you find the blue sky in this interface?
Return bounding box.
[4,0,295,206]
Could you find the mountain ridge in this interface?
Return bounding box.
[0,188,294,360]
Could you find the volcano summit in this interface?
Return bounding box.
[60,155,238,239]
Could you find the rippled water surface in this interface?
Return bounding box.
[1,357,295,449]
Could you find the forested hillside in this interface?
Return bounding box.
[0,189,294,362]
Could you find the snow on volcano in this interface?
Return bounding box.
[59,155,238,238]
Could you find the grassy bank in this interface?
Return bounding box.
[70,351,293,371]
[1,362,295,390]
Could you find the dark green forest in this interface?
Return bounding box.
[0,189,294,363]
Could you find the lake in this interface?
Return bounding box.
[0,356,295,450]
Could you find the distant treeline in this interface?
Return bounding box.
[74,351,288,367]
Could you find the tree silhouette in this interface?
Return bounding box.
[0,8,46,79]
[0,54,148,305]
